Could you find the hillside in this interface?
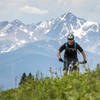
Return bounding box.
[0,66,100,100]
[0,12,100,90]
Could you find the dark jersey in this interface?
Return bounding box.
[59,42,83,59]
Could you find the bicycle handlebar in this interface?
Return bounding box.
[60,59,86,64]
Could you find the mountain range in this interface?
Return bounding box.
[0,12,100,90]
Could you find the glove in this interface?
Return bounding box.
[83,60,87,64]
[59,58,63,62]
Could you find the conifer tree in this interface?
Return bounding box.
[28,72,34,80]
[19,72,27,85]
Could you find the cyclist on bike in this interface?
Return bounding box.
[57,33,87,75]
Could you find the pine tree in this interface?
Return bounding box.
[19,72,27,85]
[27,72,34,80]
[97,64,100,68]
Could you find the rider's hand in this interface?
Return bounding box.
[59,58,63,62]
[83,60,87,64]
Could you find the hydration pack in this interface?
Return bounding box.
[65,41,80,54]
[65,41,77,50]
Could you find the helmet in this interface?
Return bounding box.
[67,33,74,40]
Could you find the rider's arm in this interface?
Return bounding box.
[57,50,61,59]
[77,43,87,61]
[57,43,66,59]
[81,51,86,61]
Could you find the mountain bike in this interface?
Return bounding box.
[61,59,86,73]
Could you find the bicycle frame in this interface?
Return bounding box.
[63,60,84,73]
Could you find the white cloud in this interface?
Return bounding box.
[57,0,71,5]
[0,0,28,9]
[20,5,48,14]
[0,0,100,24]
[57,0,100,8]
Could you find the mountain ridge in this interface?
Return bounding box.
[0,12,100,89]
[0,12,100,54]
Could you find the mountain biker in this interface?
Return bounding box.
[57,33,87,75]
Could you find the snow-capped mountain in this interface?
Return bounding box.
[0,12,100,89]
[0,12,100,54]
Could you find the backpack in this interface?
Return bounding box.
[65,41,80,54]
[65,41,77,49]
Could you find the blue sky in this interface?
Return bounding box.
[0,0,100,24]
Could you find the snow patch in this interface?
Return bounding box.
[23,29,28,33]
[1,45,16,53]
[34,37,37,41]
[17,40,27,46]
[59,13,67,21]
[72,21,99,38]
[39,21,48,28]
[84,21,98,27]
[0,32,6,37]
[77,19,82,26]
[0,24,12,32]
[44,29,50,34]
[19,26,28,33]
[29,32,33,37]
[48,21,52,25]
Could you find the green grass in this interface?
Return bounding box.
[0,67,100,100]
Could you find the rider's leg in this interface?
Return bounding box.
[72,58,79,71]
[70,66,73,72]
[63,69,67,76]
[63,60,69,76]
[67,58,78,72]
